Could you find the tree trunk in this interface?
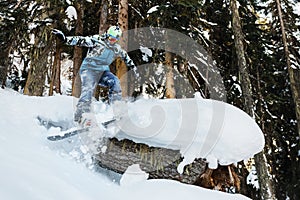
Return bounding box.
[71,1,84,98]
[230,0,276,199]
[24,28,52,96]
[165,51,176,98]
[95,0,109,100]
[24,52,49,96]
[94,137,206,184]
[116,0,129,97]
[231,1,253,117]
[99,0,108,34]
[49,41,62,95]
[164,29,176,98]
[0,48,10,89]
[276,0,300,140]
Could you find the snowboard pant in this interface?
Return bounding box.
[74,69,122,122]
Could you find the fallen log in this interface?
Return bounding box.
[93,137,206,184]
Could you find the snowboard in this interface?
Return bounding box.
[47,126,90,141]
[37,116,117,141]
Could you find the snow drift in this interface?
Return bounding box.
[0,89,261,200]
[98,95,265,171]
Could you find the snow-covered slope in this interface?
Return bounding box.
[0,89,255,200]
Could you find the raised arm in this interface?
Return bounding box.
[118,48,135,69]
[52,29,103,47]
[65,35,102,47]
[118,47,139,77]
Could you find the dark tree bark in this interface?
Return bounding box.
[49,41,62,95]
[24,27,52,96]
[230,0,276,199]
[165,51,176,98]
[94,0,109,100]
[276,0,300,140]
[94,138,206,184]
[99,0,108,34]
[71,1,84,98]
[116,0,129,97]
[0,48,10,88]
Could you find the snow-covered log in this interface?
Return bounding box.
[94,137,206,184]
[92,97,264,186]
[31,92,264,187]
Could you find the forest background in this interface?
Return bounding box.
[0,0,299,199]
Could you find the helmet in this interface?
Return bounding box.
[107,26,122,40]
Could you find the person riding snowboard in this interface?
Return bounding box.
[52,26,138,126]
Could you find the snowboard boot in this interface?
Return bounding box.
[79,113,97,128]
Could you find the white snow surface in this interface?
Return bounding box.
[112,97,265,171]
[147,5,159,14]
[295,3,300,15]
[65,6,77,20]
[120,164,149,187]
[0,88,260,200]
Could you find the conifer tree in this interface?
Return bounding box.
[71,1,84,98]
[230,1,277,199]
[0,0,31,89]
[116,0,129,97]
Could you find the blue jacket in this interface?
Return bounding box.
[65,34,135,71]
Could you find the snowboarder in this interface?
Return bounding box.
[52,26,138,126]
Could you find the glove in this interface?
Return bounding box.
[52,29,66,43]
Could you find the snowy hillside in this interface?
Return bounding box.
[0,89,259,200]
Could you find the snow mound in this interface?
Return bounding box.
[110,98,265,171]
[0,89,255,200]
